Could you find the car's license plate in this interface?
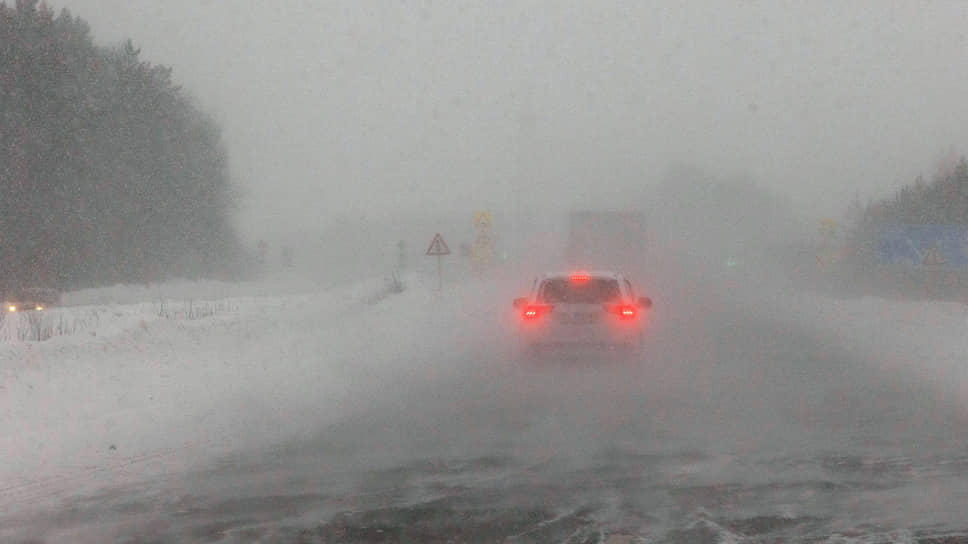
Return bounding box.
[561,312,598,324]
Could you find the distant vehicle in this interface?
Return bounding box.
[3,287,60,312]
[566,210,648,277]
[513,271,652,356]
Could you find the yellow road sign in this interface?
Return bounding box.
[474,211,492,231]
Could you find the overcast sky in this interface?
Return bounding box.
[56,0,968,239]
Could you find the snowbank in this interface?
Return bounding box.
[784,293,968,403]
[61,270,326,307]
[0,273,432,516]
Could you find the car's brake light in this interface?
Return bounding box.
[606,304,637,320]
[522,304,552,320]
[570,273,590,283]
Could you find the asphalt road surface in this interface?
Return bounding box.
[7,264,968,543]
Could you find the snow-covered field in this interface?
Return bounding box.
[0,271,448,517]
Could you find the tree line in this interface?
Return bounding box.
[847,155,968,263]
[862,157,968,226]
[1,0,248,290]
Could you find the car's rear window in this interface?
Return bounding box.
[538,278,621,304]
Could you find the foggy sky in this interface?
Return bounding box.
[57,0,968,239]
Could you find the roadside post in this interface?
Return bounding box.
[397,240,408,272]
[425,233,450,290]
[472,210,494,277]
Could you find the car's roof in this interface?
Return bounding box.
[538,271,624,281]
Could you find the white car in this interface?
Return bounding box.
[513,271,652,356]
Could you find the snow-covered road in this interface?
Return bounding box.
[4,267,968,542]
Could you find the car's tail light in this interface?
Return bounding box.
[606,304,637,320]
[570,273,590,283]
[522,304,552,320]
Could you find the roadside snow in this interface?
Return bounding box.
[785,293,968,404]
[61,270,325,307]
[0,273,432,515]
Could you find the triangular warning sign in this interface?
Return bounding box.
[426,233,451,256]
[922,247,946,266]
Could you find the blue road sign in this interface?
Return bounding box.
[877,225,968,268]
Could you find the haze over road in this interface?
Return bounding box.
[6,257,968,543]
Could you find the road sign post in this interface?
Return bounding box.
[425,233,450,290]
[472,210,494,277]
